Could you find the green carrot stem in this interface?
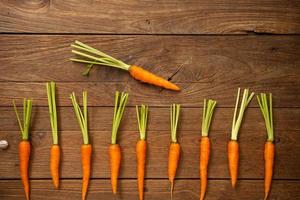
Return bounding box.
[13,99,33,141]
[136,105,149,140]
[231,88,254,141]
[170,104,180,143]
[201,99,217,137]
[111,91,129,145]
[46,82,58,145]
[70,41,130,75]
[257,93,274,142]
[70,91,89,145]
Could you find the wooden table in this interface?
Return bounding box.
[0,1,299,199]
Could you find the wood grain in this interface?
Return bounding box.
[0,1,300,34]
[0,107,299,132]
[0,130,299,179]
[0,179,299,200]
[0,35,299,83]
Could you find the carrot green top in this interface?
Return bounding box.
[231,88,254,141]
[257,93,274,142]
[201,99,217,137]
[136,105,149,140]
[111,91,129,145]
[13,99,33,141]
[170,104,180,143]
[70,40,130,76]
[46,82,58,145]
[70,91,89,145]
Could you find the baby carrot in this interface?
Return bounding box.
[13,99,33,200]
[46,82,60,189]
[228,88,254,188]
[136,105,149,200]
[257,93,275,200]
[109,91,129,195]
[70,91,92,200]
[70,41,180,91]
[168,104,181,198]
[200,99,217,200]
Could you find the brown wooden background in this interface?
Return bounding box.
[0,0,300,199]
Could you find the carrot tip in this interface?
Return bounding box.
[170,181,174,199]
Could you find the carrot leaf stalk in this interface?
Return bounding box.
[257,93,274,142]
[13,99,33,141]
[136,105,149,140]
[70,91,89,145]
[111,91,129,145]
[231,88,254,140]
[170,104,180,143]
[202,99,217,137]
[257,93,275,200]
[70,41,180,91]
[46,82,58,145]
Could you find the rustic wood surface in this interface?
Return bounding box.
[0,0,299,199]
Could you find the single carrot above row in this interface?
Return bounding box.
[70,41,180,91]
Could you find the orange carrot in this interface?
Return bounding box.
[168,104,181,198]
[70,41,180,91]
[46,82,61,189]
[19,140,31,200]
[13,99,33,200]
[257,93,275,200]
[70,91,92,200]
[200,99,217,200]
[109,144,121,194]
[81,144,92,200]
[109,91,129,195]
[135,105,149,200]
[50,145,60,189]
[229,88,254,188]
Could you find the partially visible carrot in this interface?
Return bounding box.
[168,104,181,198]
[70,91,92,200]
[70,41,180,91]
[109,91,129,195]
[46,82,60,189]
[135,105,149,200]
[200,99,217,200]
[257,93,275,200]
[13,99,33,200]
[229,88,254,188]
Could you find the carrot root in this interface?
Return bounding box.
[264,142,275,200]
[129,65,180,91]
[168,142,181,197]
[19,140,31,200]
[109,144,121,194]
[136,140,147,200]
[228,140,239,188]
[50,145,60,189]
[200,137,210,200]
[81,144,92,200]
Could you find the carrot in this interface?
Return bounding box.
[13,99,33,200]
[200,99,217,200]
[135,105,149,200]
[70,40,180,91]
[168,104,181,198]
[70,91,92,200]
[229,88,254,188]
[46,82,60,189]
[109,91,129,195]
[257,93,275,200]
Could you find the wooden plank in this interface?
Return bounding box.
[0,82,299,107]
[0,35,299,82]
[0,179,299,200]
[0,1,299,34]
[0,130,299,179]
[0,107,299,132]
